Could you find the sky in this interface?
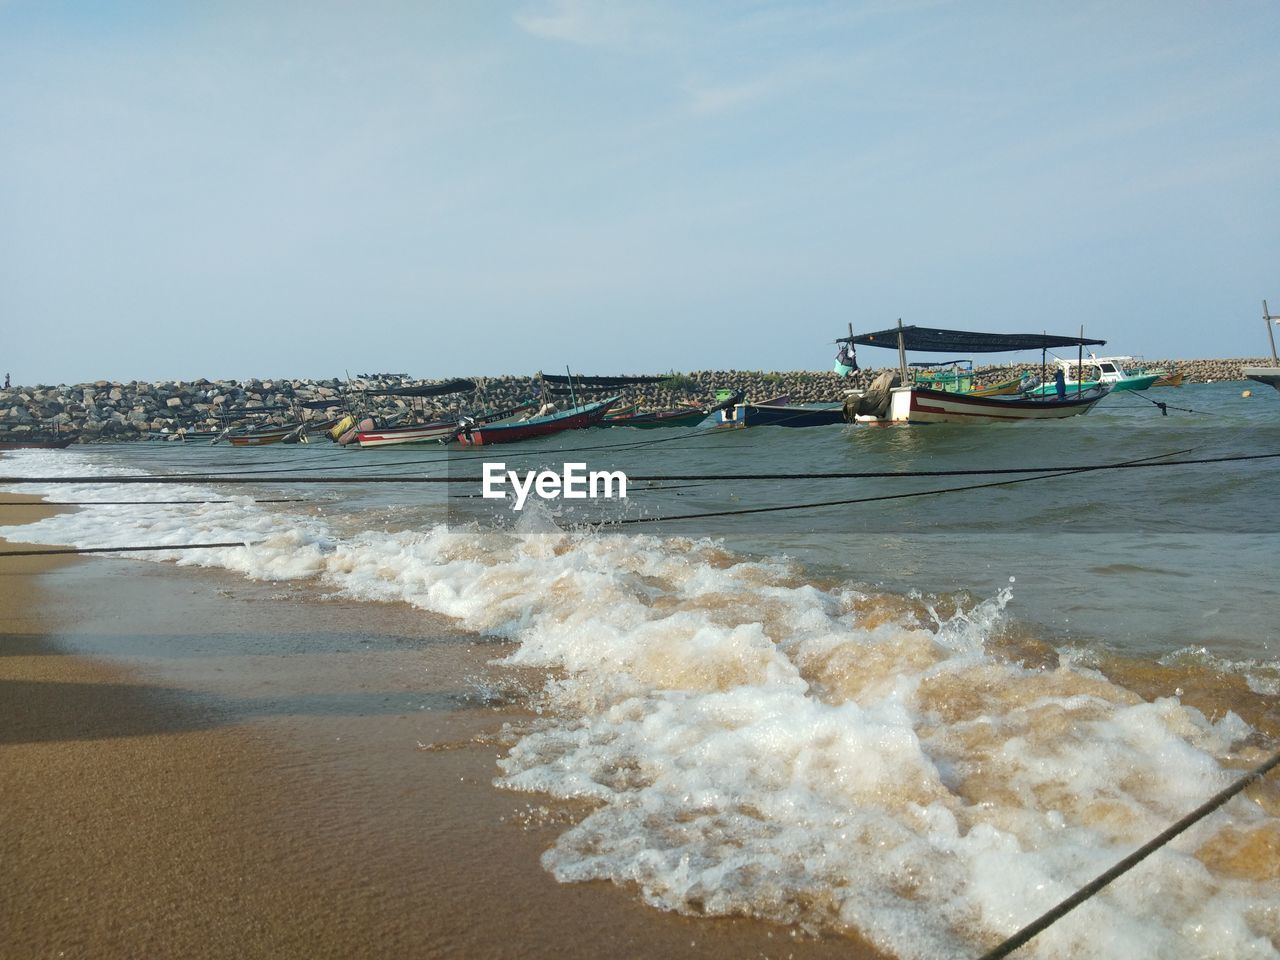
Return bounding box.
[2,0,1278,385]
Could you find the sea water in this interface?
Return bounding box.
[2,382,1278,959]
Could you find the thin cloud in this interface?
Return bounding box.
[514,0,636,46]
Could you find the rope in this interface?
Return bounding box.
[1118,391,1217,417]
[610,450,1177,525]
[0,498,307,506]
[10,449,1280,487]
[0,541,256,558]
[975,749,1280,960]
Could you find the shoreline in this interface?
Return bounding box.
[0,494,886,959]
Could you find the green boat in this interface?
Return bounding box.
[1024,356,1159,396]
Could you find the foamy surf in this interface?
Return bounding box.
[3,448,1278,959]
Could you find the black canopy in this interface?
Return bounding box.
[839,325,1105,354]
[363,378,476,397]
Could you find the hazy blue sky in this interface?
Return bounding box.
[3,1,1278,384]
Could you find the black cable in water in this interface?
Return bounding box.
[0,498,308,506]
[975,749,1280,960]
[18,448,1280,487]
[0,541,257,558]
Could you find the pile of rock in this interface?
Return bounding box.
[0,360,1269,443]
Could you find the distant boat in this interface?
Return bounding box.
[912,360,1025,396]
[598,406,710,429]
[838,322,1109,424]
[225,424,304,447]
[354,400,537,448]
[1243,300,1280,391]
[1024,356,1158,396]
[0,436,75,449]
[454,397,620,445]
[718,402,846,428]
[1150,368,1184,388]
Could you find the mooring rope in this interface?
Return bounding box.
[975,749,1280,960]
[0,541,256,558]
[14,448,1280,488]
[0,498,308,506]
[611,448,1183,525]
[1116,391,1219,417]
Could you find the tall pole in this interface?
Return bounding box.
[1265,300,1279,365]
[896,318,908,383]
[1077,326,1084,396]
[565,365,578,409]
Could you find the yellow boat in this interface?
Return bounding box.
[965,374,1025,397]
[1152,369,1183,387]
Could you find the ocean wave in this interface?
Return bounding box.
[3,448,1279,958]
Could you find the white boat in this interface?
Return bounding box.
[1024,355,1159,395]
[1243,300,1280,391]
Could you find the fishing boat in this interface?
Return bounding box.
[839,322,1110,425]
[1151,368,1184,388]
[0,435,75,449]
[717,401,846,428]
[225,423,305,447]
[912,360,1025,396]
[1024,356,1159,396]
[331,377,482,445]
[1243,300,1280,391]
[598,406,710,429]
[354,400,537,448]
[454,397,620,446]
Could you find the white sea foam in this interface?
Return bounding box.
[3,449,1278,958]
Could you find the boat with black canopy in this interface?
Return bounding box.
[839,322,1110,424]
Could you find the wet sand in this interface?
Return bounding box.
[0,495,885,960]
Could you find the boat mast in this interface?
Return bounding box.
[896,318,908,383]
[564,365,579,409]
[1265,300,1279,365]
[1077,325,1084,395]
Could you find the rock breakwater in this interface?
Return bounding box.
[0,359,1267,443]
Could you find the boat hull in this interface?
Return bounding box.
[226,425,302,446]
[354,401,537,448]
[1243,367,1280,391]
[718,403,846,428]
[853,386,1105,424]
[455,398,619,445]
[0,437,75,449]
[598,407,708,428]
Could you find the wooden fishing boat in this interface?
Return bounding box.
[602,402,640,420]
[0,436,75,449]
[718,402,846,428]
[1151,369,1184,388]
[598,405,709,429]
[454,397,619,446]
[838,322,1110,424]
[848,384,1108,425]
[965,374,1026,397]
[1243,300,1280,392]
[354,400,537,448]
[225,424,304,447]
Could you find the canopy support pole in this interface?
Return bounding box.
[1078,326,1084,396]
[1265,300,1279,365]
[897,318,908,383]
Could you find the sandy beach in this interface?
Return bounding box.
[0,494,885,960]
